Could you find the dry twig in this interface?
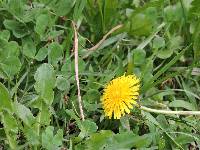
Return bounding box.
[72,21,85,121]
[88,24,123,51]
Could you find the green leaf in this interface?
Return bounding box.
[42,126,63,150]
[110,133,153,149]
[0,56,21,79]
[157,49,173,59]
[129,13,154,36]
[14,101,35,127]
[53,0,75,16]
[24,126,40,145]
[5,0,25,18]
[0,30,10,41]
[0,39,21,79]
[153,36,165,49]
[39,103,51,126]
[34,63,56,105]
[3,19,29,38]
[22,36,36,58]
[0,82,13,112]
[48,42,63,66]
[169,36,183,51]
[133,49,146,65]
[79,120,98,139]
[35,14,49,36]
[85,89,100,103]
[85,130,114,150]
[56,75,70,91]
[169,100,196,111]
[35,47,48,61]
[1,111,18,149]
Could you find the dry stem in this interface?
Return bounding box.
[72,21,85,120]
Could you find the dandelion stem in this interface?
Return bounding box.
[140,106,200,115]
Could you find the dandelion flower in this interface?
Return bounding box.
[102,74,140,119]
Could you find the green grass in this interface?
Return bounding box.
[0,0,200,149]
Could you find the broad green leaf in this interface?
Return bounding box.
[48,30,64,40]
[24,126,40,145]
[56,75,70,91]
[0,56,21,78]
[0,39,21,78]
[53,0,75,16]
[164,4,182,22]
[110,133,153,149]
[42,126,63,150]
[14,101,35,127]
[85,89,100,103]
[3,19,29,38]
[6,0,25,18]
[157,49,173,59]
[35,47,48,61]
[85,130,114,150]
[0,82,13,112]
[48,42,63,66]
[133,49,146,65]
[169,36,183,51]
[169,100,196,110]
[129,13,154,36]
[22,36,36,58]
[153,36,165,49]
[79,120,98,139]
[34,63,56,105]
[35,14,49,36]
[0,30,10,41]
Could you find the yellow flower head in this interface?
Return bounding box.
[102,74,140,119]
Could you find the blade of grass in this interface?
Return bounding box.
[142,45,191,93]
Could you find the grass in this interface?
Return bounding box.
[0,0,200,149]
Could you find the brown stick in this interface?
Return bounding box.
[72,21,85,121]
[88,24,123,51]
